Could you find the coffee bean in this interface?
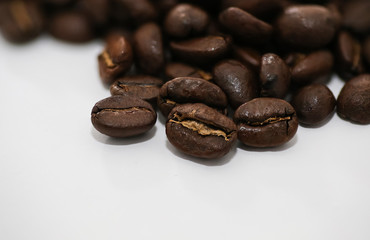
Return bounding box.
[110,76,163,105]
[49,11,95,43]
[166,103,237,159]
[234,98,298,147]
[213,59,259,109]
[335,31,365,81]
[219,7,273,45]
[286,50,334,86]
[133,22,164,75]
[165,62,213,81]
[91,95,157,137]
[0,1,44,43]
[158,77,228,117]
[164,3,209,38]
[276,5,337,50]
[170,35,231,66]
[342,0,370,35]
[78,0,110,27]
[232,45,261,73]
[98,34,133,84]
[221,0,282,19]
[260,53,291,99]
[113,0,157,26]
[291,83,336,126]
[337,74,370,124]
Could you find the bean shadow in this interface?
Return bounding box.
[165,140,236,166]
[237,135,298,152]
[91,126,157,145]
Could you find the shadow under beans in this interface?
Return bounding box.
[158,111,168,125]
[237,135,298,153]
[165,140,236,166]
[90,126,157,145]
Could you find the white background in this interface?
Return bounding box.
[0,35,370,240]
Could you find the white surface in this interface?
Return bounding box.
[0,35,370,240]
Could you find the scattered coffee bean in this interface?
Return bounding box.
[291,83,336,126]
[166,103,237,159]
[91,95,157,138]
[234,98,299,148]
[337,74,370,124]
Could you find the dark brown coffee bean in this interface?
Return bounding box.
[260,53,291,99]
[219,7,273,45]
[342,0,370,35]
[234,98,298,147]
[158,77,228,117]
[133,22,164,75]
[286,50,334,86]
[113,0,157,26]
[165,62,213,81]
[98,34,133,85]
[276,5,337,50]
[78,0,110,27]
[110,76,163,105]
[232,45,261,73]
[166,103,237,159]
[49,11,95,43]
[335,31,365,81]
[363,36,370,68]
[0,1,43,43]
[91,95,157,137]
[164,3,209,38]
[213,59,259,109]
[291,83,336,126]
[170,35,231,66]
[337,74,370,124]
[221,0,282,19]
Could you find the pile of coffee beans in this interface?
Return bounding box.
[1,0,369,159]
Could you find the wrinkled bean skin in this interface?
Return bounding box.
[234,98,298,148]
[91,95,157,137]
[337,74,370,124]
[166,103,237,159]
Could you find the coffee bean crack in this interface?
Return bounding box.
[101,51,116,68]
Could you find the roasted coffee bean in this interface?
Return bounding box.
[78,0,110,27]
[110,76,163,105]
[221,0,282,19]
[342,0,370,35]
[165,62,212,81]
[48,11,95,43]
[232,45,261,73]
[91,95,157,137]
[0,1,43,43]
[286,50,334,86]
[170,35,231,66]
[335,31,365,81]
[166,103,237,159]
[291,83,336,126]
[213,59,259,109]
[260,53,291,99]
[337,74,370,124]
[276,5,337,50]
[363,36,370,68]
[113,0,157,26]
[234,98,298,148]
[98,34,133,85]
[133,22,164,75]
[154,0,178,15]
[158,77,228,117]
[219,7,273,45]
[164,3,209,38]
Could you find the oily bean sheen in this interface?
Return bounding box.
[276,5,337,50]
[287,50,334,86]
[110,76,163,105]
[164,4,209,38]
[335,31,365,81]
[213,59,259,109]
[158,77,228,117]
[0,1,44,43]
[337,74,370,125]
[98,34,133,84]
[165,63,213,81]
[260,53,291,99]
[91,95,157,137]
[133,22,164,75]
[170,35,230,66]
[49,11,95,43]
[234,98,298,148]
[291,83,336,126]
[219,7,273,45]
[166,103,237,159]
